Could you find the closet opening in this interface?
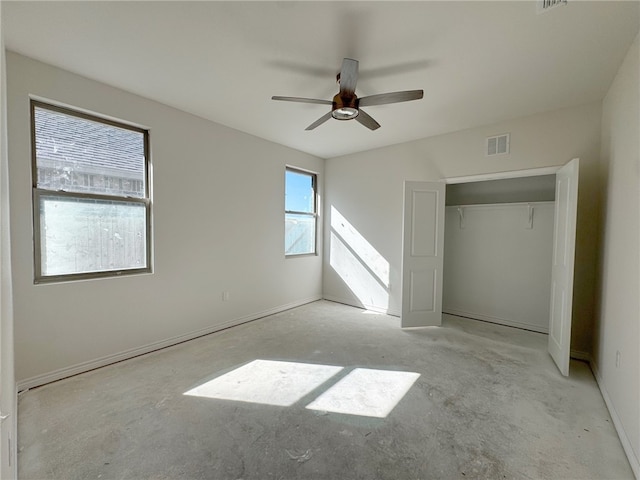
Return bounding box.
[443,174,557,335]
[402,160,578,374]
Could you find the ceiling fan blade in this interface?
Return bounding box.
[339,58,359,96]
[272,96,332,105]
[355,109,381,131]
[305,112,333,131]
[358,90,424,107]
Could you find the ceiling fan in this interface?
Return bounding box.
[272,58,424,131]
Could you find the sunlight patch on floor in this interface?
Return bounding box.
[184,359,343,407]
[306,368,420,418]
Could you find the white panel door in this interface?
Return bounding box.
[401,181,445,327]
[548,158,579,376]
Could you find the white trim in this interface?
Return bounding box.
[443,309,549,334]
[591,361,640,479]
[12,386,17,471]
[444,166,561,184]
[17,296,321,391]
[322,296,401,317]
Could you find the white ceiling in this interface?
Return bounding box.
[3,1,639,159]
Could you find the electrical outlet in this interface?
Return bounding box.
[222,291,230,302]
[615,350,621,368]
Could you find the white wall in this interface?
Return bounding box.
[7,53,324,387]
[443,202,554,333]
[324,101,602,355]
[596,33,639,477]
[0,6,17,477]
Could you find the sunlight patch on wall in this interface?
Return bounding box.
[331,206,389,286]
[306,368,420,418]
[184,359,343,407]
[329,206,390,309]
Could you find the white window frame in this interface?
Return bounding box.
[285,167,318,257]
[31,100,152,283]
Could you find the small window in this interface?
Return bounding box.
[31,100,151,282]
[285,167,317,256]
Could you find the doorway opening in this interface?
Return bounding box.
[443,174,556,334]
[401,161,579,375]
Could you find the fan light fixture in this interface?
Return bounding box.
[272,58,424,131]
[332,107,359,120]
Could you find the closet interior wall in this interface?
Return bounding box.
[443,175,556,333]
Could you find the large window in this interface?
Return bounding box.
[285,167,317,256]
[31,100,151,282]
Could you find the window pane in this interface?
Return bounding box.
[34,106,146,198]
[285,213,316,255]
[39,195,147,277]
[285,170,314,213]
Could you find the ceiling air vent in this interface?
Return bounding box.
[537,0,567,14]
[486,134,510,156]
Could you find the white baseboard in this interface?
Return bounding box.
[17,296,321,392]
[322,295,401,317]
[443,307,549,334]
[591,361,640,479]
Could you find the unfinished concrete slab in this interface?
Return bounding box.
[18,301,632,479]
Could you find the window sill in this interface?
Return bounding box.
[285,252,318,259]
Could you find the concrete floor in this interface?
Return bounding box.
[18,300,632,479]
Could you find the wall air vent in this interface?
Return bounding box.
[486,133,510,156]
[537,0,567,14]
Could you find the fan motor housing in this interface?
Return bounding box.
[332,94,359,120]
